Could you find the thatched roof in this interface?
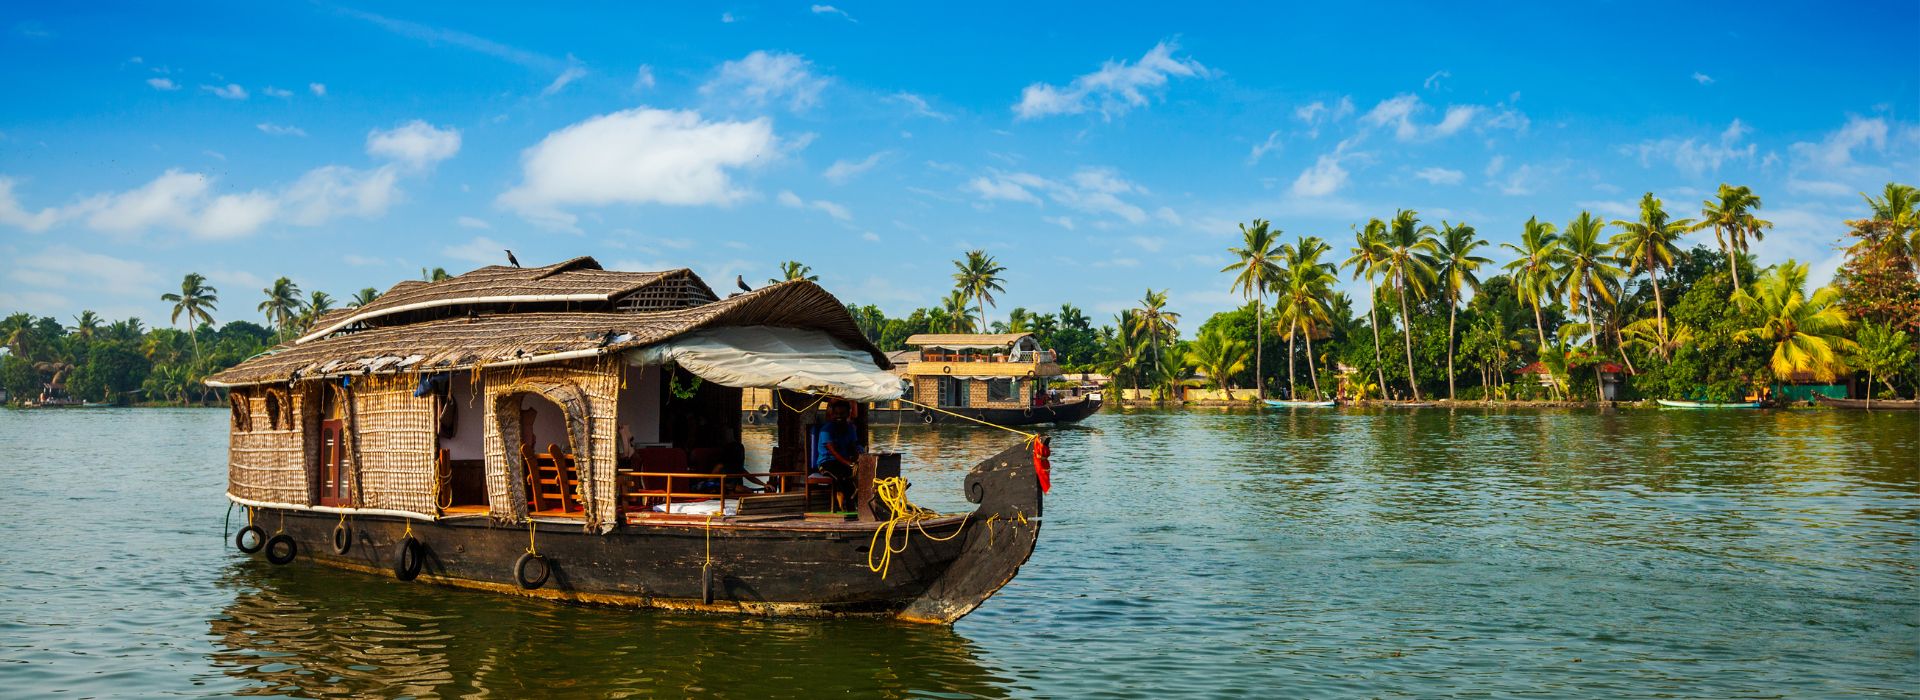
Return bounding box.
[208,279,885,387]
[902,333,1034,348]
[295,256,716,343]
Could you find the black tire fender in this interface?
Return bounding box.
[235,525,266,554]
[264,534,297,565]
[331,523,352,555]
[393,537,424,581]
[514,552,550,590]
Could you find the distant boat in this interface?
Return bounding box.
[1657,399,1764,409]
[1264,399,1336,408]
[1388,401,1435,408]
[1815,395,1920,411]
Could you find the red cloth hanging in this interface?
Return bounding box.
[1030,438,1052,493]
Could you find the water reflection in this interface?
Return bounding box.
[210,562,1012,698]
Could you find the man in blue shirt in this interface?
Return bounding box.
[812,401,862,508]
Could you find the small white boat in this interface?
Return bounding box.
[1657,399,1764,409]
[1264,399,1336,408]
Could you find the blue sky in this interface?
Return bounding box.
[3,2,1916,333]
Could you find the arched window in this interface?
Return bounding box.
[229,391,252,432]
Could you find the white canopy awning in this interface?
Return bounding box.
[626,326,903,402]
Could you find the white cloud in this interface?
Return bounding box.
[366,120,462,169]
[1575,199,1639,220]
[777,190,852,220]
[1247,131,1283,165]
[456,215,490,229]
[1291,154,1348,197]
[1014,40,1208,121]
[0,122,453,239]
[1495,163,1540,195]
[1293,97,1354,138]
[0,177,64,232]
[810,5,855,21]
[262,86,293,98]
[309,82,327,96]
[1485,155,1506,177]
[700,51,828,111]
[720,12,735,23]
[1042,215,1075,230]
[541,58,587,97]
[202,83,248,99]
[889,92,950,120]
[1788,115,1888,177]
[1358,94,1521,142]
[498,107,782,231]
[1413,167,1464,185]
[256,123,307,137]
[1624,119,1756,176]
[861,231,881,242]
[146,77,179,91]
[824,151,889,184]
[8,246,158,299]
[1423,70,1451,90]
[967,167,1150,223]
[633,65,655,91]
[443,236,510,266]
[1693,72,1714,85]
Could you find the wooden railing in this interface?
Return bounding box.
[617,469,810,514]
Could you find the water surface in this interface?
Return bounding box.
[1,407,1914,697]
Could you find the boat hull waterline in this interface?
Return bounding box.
[233,441,1043,624]
[1263,400,1336,408]
[1657,399,1765,409]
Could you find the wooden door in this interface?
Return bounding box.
[316,419,351,506]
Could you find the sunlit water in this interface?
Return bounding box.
[1,407,1914,698]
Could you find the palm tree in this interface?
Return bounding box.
[1859,182,1919,270]
[771,261,819,284]
[1699,184,1771,294]
[258,277,304,339]
[1500,217,1563,389]
[70,311,102,340]
[1102,313,1146,395]
[1223,219,1285,399]
[1380,210,1439,400]
[952,250,1007,332]
[1276,236,1336,399]
[1611,193,1696,359]
[349,287,382,308]
[1344,219,1392,394]
[421,267,452,282]
[300,291,336,331]
[1185,327,1251,401]
[1851,322,1916,407]
[1733,261,1856,389]
[938,291,976,333]
[160,272,218,362]
[1434,221,1492,400]
[1132,289,1179,396]
[1559,212,1624,401]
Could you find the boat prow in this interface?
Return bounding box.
[899,439,1044,623]
[1814,395,1920,411]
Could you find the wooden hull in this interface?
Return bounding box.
[1815,396,1920,411]
[236,441,1044,624]
[1658,399,1765,409]
[1264,400,1335,408]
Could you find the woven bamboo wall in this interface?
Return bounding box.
[348,375,438,515]
[226,385,309,505]
[481,358,621,528]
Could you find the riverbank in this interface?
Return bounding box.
[1116,398,1851,409]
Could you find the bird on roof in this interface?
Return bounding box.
[736,275,752,293]
[506,250,521,267]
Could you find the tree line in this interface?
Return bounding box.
[5,185,1913,407]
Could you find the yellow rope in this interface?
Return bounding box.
[526,516,538,556]
[703,513,715,567]
[866,476,968,579]
[776,391,828,414]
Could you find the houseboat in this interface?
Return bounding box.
[743,334,1101,427]
[205,257,1045,624]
